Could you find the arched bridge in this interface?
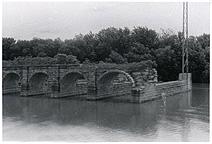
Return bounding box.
[2,64,158,100]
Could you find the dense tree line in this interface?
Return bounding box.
[2,27,210,83]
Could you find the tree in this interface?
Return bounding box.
[32,43,46,57]
[131,26,158,50]
[154,31,183,82]
[94,42,112,62]
[72,34,87,62]
[54,54,79,64]
[54,54,67,64]
[197,34,210,49]
[2,37,16,60]
[155,46,177,81]
[15,40,32,57]
[83,32,98,62]
[188,36,207,83]
[2,27,209,83]
[43,39,58,57]
[95,27,131,59]
[124,42,153,63]
[105,50,127,64]
[66,54,80,64]
[59,39,74,55]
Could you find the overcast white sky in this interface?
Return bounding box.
[2,2,210,40]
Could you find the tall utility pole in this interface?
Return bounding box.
[182,2,189,74]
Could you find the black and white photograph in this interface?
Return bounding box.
[2,0,210,142]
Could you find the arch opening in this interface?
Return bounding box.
[3,73,21,94]
[29,73,49,94]
[98,70,135,97]
[60,72,87,97]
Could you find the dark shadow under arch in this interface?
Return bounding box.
[60,72,87,97]
[29,72,49,93]
[3,73,21,94]
[97,70,135,96]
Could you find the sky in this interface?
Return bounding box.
[2,2,210,40]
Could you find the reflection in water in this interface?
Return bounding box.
[2,83,209,142]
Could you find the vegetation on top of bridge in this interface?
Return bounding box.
[2,27,210,83]
[3,56,155,72]
[3,54,79,66]
[94,60,155,70]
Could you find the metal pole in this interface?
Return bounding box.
[182,2,185,74]
[182,2,189,74]
[186,2,189,74]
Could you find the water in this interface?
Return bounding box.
[2,83,210,142]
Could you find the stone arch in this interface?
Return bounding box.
[60,72,87,97]
[28,71,49,81]
[3,73,21,94]
[3,72,20,79]
[28,72,49,93]
[97,70,135,96]
[98,70,135,86]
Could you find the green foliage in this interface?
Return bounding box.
[2,26,210,83]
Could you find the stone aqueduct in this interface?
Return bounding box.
[2,64,158,100]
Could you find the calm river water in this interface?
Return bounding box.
[2,83,210,142]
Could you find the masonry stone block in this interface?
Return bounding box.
[5,64,192,104]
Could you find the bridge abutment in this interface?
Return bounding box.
[131,73,192,103]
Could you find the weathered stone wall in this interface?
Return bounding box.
[2,64,158,99]
[88,82,132,100]
[3,64,191,104]
[131,73,192,103]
